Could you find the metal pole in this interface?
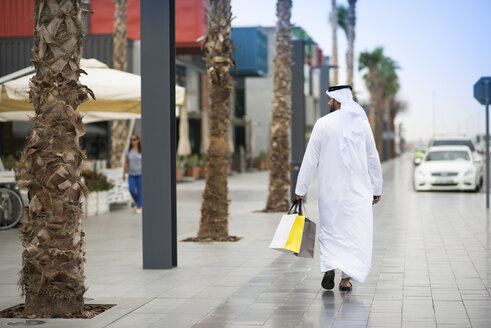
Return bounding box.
[141,0,177,268]
[290,40,305,201]
[432,91,436,136]
[486,81,490,209]
[319,60,330,117]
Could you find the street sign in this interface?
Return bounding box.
[474,76,491,209]
[474,77,491,105]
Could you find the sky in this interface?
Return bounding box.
[230,0,491,143]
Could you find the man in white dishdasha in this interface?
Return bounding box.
[295,85,383,291]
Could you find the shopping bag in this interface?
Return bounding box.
[269,200,306,254]
[294,217,316,258]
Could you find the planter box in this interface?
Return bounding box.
[84,191,109,217]
[199,165,206,178]
[186,166,200,179]
[257,160,267,170]
[176,167,184,181]
[80,196,87,218]
[85,192,98,217]
[97,191,109,215]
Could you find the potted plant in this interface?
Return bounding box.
[257,151,269,170]
[176,156,184,182]
[186,154,200,179]
[2,154,22,181]
[199,153,207,178]
[82,170,113,217]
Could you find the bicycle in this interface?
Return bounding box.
[0,186,24,230]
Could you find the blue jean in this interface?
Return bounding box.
[128,175,142,208]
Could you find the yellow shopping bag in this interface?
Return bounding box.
[269,200,306,254]
[283,214,305,253]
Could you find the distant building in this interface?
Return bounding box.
[234,26,326,158]
[0,1,330,168]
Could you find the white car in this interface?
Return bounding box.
[414,146,483,192]
[429,135,483,164]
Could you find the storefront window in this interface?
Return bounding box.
[176,65,186,87]
[80,122,110,160]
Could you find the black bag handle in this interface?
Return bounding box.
[287,199,298,214]
[287,199,303,216]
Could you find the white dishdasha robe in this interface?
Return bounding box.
[295,88,383,283]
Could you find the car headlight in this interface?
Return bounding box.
[416,169,426,177]
[464,168,475,176]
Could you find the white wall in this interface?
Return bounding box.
[245,76,274,156]
[244,27,276,157]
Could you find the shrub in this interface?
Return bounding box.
[200,153,207,166]
[82,170,113,192]
[187,154,199,167]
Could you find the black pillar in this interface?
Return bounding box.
[141,0,177,269]
[290,40,305,201]
[319,57,331,117]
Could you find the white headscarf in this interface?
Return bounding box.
[326,88,368,170]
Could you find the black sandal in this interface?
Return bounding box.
[321,270,335,289]
[339,281,352,292]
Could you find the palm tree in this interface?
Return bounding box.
[336,1,357,90]
[359,48,385,154]
[379,58,400,158]
[337,5,348,37]
[387,97,407,158]
[110,0,130,168]
[264,0,293,212]
[359,48,400,158]
[330,0,339,85]
[194,0,238,241]
[347,0,357,89]
[18,0,91,316]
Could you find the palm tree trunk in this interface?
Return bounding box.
[19,0,91,316]
[264,0,293,212]
[388,97,396,159]
[112,0,127,72]
[331,0,338,85]
[375,90,385,160]
[110,0,130,168]
[367,74,378,134]
[197,0,235,240]
[346,0,356,88]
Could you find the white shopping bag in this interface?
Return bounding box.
[269,213,304,253]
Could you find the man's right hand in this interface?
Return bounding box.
[373,195,381,205]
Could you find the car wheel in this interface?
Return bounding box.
[474,177,483,192]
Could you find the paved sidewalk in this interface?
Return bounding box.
[1,154,490,327]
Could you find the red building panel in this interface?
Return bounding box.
[90,0,140,40]
[176,0,207,49]
[315,46,324,66]
[0,0,35,37]
[1,0,207,50]
[89,0,206,47]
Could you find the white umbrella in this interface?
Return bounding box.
[177,107,191,156]
[200,109,210,154]
[0,58,186,123]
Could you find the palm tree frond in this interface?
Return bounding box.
[337,5,348,37]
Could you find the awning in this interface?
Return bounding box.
[0,58,186,123]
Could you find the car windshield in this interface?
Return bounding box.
[432,140,475,152]
[426,150,470,162]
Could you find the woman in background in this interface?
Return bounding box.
[123,134,142,213]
